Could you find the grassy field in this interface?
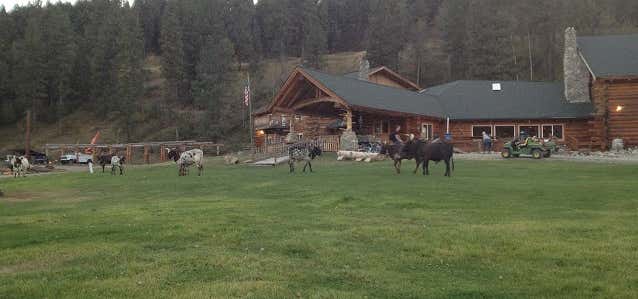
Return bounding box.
[1,156,637,298]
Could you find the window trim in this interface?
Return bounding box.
[421,123,434,140]
[471,125,493,138]
[541,124,565,141]
[517,124,541,138]
[494,124,517,139]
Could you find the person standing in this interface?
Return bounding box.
[482,131,492,153]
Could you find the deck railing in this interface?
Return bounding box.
[253,135,341,160]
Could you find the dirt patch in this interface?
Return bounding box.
[1,190,87,203]
[1,192,40,202]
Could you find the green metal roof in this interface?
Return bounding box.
[300,68,593,120]
[302,68,445,118]
[578,34,638,78]
[422,81,593,120]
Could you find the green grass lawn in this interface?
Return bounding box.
[1,156,637,298]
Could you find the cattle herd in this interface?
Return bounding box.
[5,139,455,178]
[7,155,30,178]
[381,138,455,177]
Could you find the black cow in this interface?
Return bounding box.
[380,139,422,174]
[415,141,455,177]
[288,143,322,173]
[97,154,114,173]
[167,149,181,162]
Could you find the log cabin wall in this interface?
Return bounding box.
[604,79,638,147]
[590,80,609,150]
[446,119,591,152]
[291,114,340,137]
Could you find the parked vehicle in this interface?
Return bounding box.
[4,150,48,164]
[60,153,93,164]
[501,138,557,159]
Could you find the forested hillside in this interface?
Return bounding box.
[0,0,637,147]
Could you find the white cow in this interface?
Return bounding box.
[177,149,204,176]
[110,156,124,175]
[9,155,30,178]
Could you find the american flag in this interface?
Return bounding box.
[244,84,250,107]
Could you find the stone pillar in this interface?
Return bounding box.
[340,130,358,151]
[563,27,590,103]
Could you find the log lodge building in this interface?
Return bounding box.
[254,29,638,152]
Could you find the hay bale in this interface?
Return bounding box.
[224,154,240,165]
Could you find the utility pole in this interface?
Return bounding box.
[25,110,31,160]
[528,31,534,81]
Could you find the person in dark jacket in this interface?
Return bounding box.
[389,125,404,145]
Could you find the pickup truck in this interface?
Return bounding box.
[60,153,93,164]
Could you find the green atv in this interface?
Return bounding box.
[501,138,557,159]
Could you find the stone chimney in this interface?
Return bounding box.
[358,59,370,80]
[563,27,590,103]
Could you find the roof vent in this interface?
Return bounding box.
[492,83,502,91]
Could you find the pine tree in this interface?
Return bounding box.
[0,7,15,124]
[300,0,326,68]
[225,0,256,63]
[115,3,145,140]
[41,5,76,122]
[160,0,185,104]
[367,0,407,69]
[12,11,47,121]
[465,1,515,80]
[192,36,235,139]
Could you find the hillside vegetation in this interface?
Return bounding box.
[0,52,363,152]
[0,0,636,152]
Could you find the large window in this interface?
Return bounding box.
[495,125,515,139]
[542,124,564,139]
[375,120,389,134]
[519,125,539,137]
[421,123,433,140]
[472,125,492,138]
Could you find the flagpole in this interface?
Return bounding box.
[248,72,253,149]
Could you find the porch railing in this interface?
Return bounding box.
[253,135,341,160]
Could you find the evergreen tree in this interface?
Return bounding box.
[115,3,145,140]
[12,11,46,121]
[0,7,15,124]
[225,0,256,63]
[160,0,185,104]
[367,0,407,69]
[192,36,235,139]
[465,2,516,80]
[300,0,326,68]
[41,5,76,122]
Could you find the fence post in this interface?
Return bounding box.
[144,145,150,164]
[126,145,132,163]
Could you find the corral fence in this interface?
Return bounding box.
[44,141,224,164]
[252,135,341,161]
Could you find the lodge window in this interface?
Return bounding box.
[519,125,540,137]
[294,114,302,121]
[375,120,389,134]
[494,125,515,139]
[421,123,433,140]
[542,124,564,140]
[472,125,492,138]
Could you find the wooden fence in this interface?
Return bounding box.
[44,141,224,164]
